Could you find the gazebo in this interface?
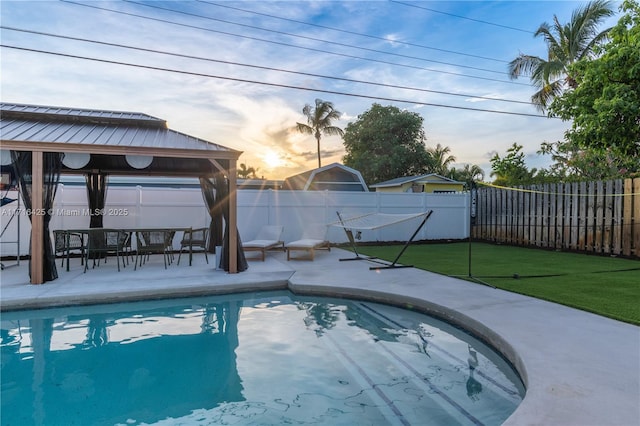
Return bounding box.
[0,102,246,284]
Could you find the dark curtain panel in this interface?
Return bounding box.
[215,175,248,272]
[86,173,108,259]
[199,175,223,252]
[10,151,63,282]
[42,153,62,280]
[86,173,108,228]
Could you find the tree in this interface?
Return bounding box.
[342,104,431,185]
[509,0,615,111]
[490,143,539,186]
[449,164,485,189]
[548,0,640,177]
[238,163,258,179]
[295,99,344,168]
[427,143,456,176]
[538,139,634,180]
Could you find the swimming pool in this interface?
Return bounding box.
[1,291,524,425]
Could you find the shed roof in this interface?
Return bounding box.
[370,173,462,188]
[283,163,368,191]
[0,102,241,176]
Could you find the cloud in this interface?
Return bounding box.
[1,0,589,182]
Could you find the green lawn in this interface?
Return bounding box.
[355,242,640,325]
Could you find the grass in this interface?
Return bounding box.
[355,242,640,325]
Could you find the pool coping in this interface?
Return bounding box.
[1,248,639,426]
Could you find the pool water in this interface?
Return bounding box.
[1,291,524,425]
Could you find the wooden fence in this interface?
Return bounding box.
[472,178,640,259]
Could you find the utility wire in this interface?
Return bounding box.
[198,0,509,63]
[125,0,504,75]
[0,44,551,118]
[61,0,529,86]
[1,26,532,106]
[391,1,535,34]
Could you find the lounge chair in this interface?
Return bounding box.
[286,223,331,261]
[243,225,284,261]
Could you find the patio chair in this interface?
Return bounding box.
[104,230,133,268]
[285,223,331,261]
[84,229,128,272]
[177,227,209,266]
[164,229,177,265]
[120,231,134,265]
[54,230,86,270]
[135,230,172,270]
[243,225,284,261]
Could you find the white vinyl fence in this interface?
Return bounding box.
[1,185,469,256]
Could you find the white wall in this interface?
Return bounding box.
[0,186,469,256]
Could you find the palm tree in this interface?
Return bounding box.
[427,143,456,176]
[508,0,614,111]
[450,164,485,189]
[296,99,344,168]
[238,163,258,179]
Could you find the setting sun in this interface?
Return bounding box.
[263,151,284,168]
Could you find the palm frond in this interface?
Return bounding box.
[508,54,543,79]
[535,21,561,54]
[580,27,613,59]
[531,80,564,112]
[322,126,345,137]
[296,122,313,135]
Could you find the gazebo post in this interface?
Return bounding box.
[31,150,44,284]
[228,159,238,273]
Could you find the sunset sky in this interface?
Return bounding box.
[1,1,621,181]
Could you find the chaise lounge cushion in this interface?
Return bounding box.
[243,225,284,261]
[286,224,330,261]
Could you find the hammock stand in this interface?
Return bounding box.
[333,210,433,270]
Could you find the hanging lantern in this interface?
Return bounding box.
[62,152,90,169]
[125,155,153,169]
[0,150,13,166]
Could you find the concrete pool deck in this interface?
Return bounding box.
[1,248,639,426]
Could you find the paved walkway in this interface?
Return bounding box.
[1,249,639,426]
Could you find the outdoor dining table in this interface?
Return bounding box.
[56,227,189,272]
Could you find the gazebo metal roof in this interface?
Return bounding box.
[1,102,166,124]
[0,102,241,176]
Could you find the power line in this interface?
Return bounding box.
[391,1,535,34]
[61,0,529,87]
[1,26,532,106]
[197,0,509,63]
[125,0,505,75]
[0,44,552,118]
